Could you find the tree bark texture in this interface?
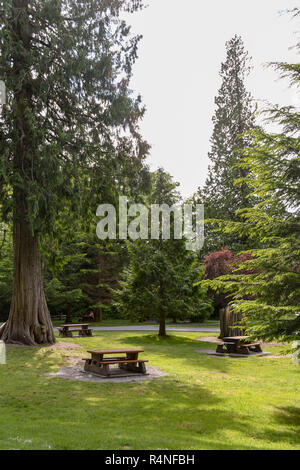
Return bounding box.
[0,221,56,345]
[219,306,245,339]
[0,1,55,345]
[159,308,167,337]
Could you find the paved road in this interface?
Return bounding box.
[76,325,219,333]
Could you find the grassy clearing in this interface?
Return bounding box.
[0,331,299,450]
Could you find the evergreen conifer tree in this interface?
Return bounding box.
[206,20,300,342]
[197,35,257,252]
[115,169,212,336]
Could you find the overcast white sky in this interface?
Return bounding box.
[125,0,300,198]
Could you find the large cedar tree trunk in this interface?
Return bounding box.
[0,1,55,346]
[0,221,56,345]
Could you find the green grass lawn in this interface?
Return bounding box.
[0,331,299,450]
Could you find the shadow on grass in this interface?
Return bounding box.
[274,406,300,426]
[4,344,62,373]
[1,342,300,449]
[116,332,214,349]
[116,333,230,374]
[243,406,300,448]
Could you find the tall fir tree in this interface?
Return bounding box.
[0,0,148,345]
[197,35,257,253]
[206,14,300,342]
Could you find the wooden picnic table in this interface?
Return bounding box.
[58,323,93,338]
[83,349,148,377]
[216,336,262,355]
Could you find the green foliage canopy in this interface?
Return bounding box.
[206,24,300,342]
[0,0,149,232]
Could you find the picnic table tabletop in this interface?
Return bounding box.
[87,349,144,355]
[223,336,249,341]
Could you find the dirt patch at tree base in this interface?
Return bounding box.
[49,341,82,352]
[196,336,285,348]
[195,348,271,358]
[195,348,291,359]
[258,354,292,359]
[5,341,82,351]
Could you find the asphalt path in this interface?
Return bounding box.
[61,325,219,333]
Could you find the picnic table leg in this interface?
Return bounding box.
[84,327,93,337]
[122,362,145,373]
[123,362,134,372]
[62,328,72,338]
[84,358,110,376]
[81,326,88,337]
[226,343,236,353]
[138,362,147,374]
[80,326,92,337]
[102,363,110,376]
[123,352,138,371]
[84,359,92,372]
[239,345,250,355]
[127,353,139,360]
[91,353,103,362]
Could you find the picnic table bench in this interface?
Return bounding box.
[216,336,263,355]
[58,323,93,338]
[83,349,148,377]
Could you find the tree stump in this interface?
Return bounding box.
[219,306,245,339]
